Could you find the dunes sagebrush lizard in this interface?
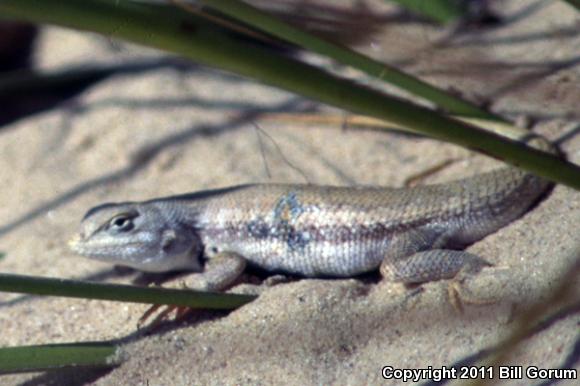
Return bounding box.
[69,134,556,296]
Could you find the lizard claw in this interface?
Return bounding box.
[137,281,196,329]
[138,303,163,328]
[138,304,196,330]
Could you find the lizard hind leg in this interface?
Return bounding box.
[380,249,491,285]
[379,231,492,311]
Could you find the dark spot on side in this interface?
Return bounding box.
[246,214,311,252]
[286,228,310,251]
[247,218,271,240]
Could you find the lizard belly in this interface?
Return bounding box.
[217,237,388,277]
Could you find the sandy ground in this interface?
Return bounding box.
[0,0,579,385]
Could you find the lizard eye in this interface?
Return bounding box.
[109,214,134,232]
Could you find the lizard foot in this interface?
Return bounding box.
[138,304,194,330]
[137,281,197,330]
[263,274,291,287]
[447,278,496,313]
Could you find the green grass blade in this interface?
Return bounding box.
[198,0,497,120]
[0,0,579,189]
[0,342,122,374]
[387,0,466,24]
[0,273,256,309]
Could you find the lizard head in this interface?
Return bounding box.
[69,201,202,273]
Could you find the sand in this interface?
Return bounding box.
[0,0,578,384]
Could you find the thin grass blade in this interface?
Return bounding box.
[0,342,122,374]
[0,273,256,309]
[0,0,579,189]
[197,0,497,119]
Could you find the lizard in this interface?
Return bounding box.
[68,132,557,305]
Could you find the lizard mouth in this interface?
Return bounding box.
[68,235,158,260]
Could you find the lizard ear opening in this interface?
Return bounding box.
[161,229,177,253]
[159,228,202,272]
[160,229,193,255]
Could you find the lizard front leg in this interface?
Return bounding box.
[139,252,247,326]
[186,251,247,292]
